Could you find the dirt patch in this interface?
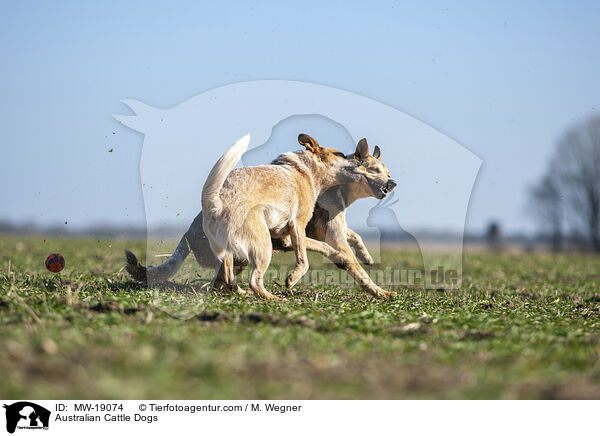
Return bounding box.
[515,378,600,400]
[87,302,142,315]
[195,310,319,329]
[196,310,231,322]
[460,329,495,340]
[239,312,317,328]
[388,322,429,337]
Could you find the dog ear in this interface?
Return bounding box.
[298,133,320,153]
[355,138,369,160]
[373,145,381,160]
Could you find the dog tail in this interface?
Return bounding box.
[201,133,250,217]
[125,235,191,283]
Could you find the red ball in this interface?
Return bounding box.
[45,253,65,273]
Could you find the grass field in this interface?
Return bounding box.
[1,235,599,399]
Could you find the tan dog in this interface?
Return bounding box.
[287,138,397,297]
[200,133,367,299]
[125,137,397,297]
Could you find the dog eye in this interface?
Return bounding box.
[334,152,346,158]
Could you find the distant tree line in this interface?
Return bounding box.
[529,115,600,252]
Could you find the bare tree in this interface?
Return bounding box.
[529,173,563,251]
[546,116,600,252]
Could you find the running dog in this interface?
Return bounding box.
[204,132,369,298]
[125,135,397,297]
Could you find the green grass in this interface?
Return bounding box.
[1,235,599,399]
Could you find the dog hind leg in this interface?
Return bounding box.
[249,252,277,299]
[237,207,276,299]
[223,253,246,295]
[248,231,277,299]
[285,220,310,290]
[212,253,246,295]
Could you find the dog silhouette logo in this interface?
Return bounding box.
[367,191,424,270]
[115,80,481,289]
[3,402,50,434]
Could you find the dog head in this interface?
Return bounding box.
[298,133,362,187]
[347,138,396,200]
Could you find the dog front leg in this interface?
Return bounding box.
[304,238,396,298]
[346,228,374,265]
[285,220,309,289]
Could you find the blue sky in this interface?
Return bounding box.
[1,1,599,234]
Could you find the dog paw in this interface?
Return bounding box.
[253,289,279,300]
[285,276,299,290]
[367,286,396,299]
[379,290,397,299]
